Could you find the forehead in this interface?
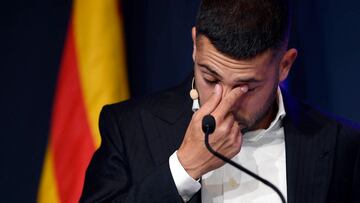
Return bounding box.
[196,36,275,72]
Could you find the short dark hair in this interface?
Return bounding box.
[195,0,291,59]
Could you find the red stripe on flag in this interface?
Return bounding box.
[50,20,95,203]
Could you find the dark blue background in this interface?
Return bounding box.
[1,0,359,202]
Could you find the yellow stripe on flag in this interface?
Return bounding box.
[74,0,129,148]
[38,149,60,203]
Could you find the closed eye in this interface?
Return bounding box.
[204,78,219,85]
[246,87,258,93]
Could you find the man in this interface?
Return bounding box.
[80,0,360,202]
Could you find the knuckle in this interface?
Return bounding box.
[218,125,230,135]
[232,124,240,133]
[223,117,234,128]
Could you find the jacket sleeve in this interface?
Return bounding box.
[80,105,184,203]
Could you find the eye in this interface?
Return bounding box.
[204,78,219,85]
[247,87,256,93]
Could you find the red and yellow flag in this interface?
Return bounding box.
[37,0,129,202]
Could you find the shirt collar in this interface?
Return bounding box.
[243,87,286,142]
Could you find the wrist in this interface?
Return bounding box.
[177,149,203,180]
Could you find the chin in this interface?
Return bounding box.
[235,113,264,132]
[235,117,252,130]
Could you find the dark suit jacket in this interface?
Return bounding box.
[80,76,360,203]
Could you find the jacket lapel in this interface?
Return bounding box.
[140,75,194,165]
[282,89,336,203]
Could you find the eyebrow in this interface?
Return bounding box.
[198,63,262,84]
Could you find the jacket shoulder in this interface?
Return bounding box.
[100,77,192,125]
[299,99,360,146]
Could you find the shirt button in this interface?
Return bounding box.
[229,177,239,188]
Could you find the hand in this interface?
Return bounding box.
[177,84,248,179]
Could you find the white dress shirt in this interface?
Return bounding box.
[169,88,287,203]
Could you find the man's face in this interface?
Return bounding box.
[193,35,293,130]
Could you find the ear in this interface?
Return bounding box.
[192,27,197,62]
[279,48,298,82]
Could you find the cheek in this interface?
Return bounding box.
[195,76,213,106]
[234,88,270,113]
[199,89,213,106]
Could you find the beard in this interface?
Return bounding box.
[235,80,279,133]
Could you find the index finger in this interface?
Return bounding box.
[196,84,223,117]
[212,86,248,121]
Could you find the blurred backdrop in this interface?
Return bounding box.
[1,0,360,202]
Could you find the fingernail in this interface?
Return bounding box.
[214,84,221,94]
[240,86,248,93]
